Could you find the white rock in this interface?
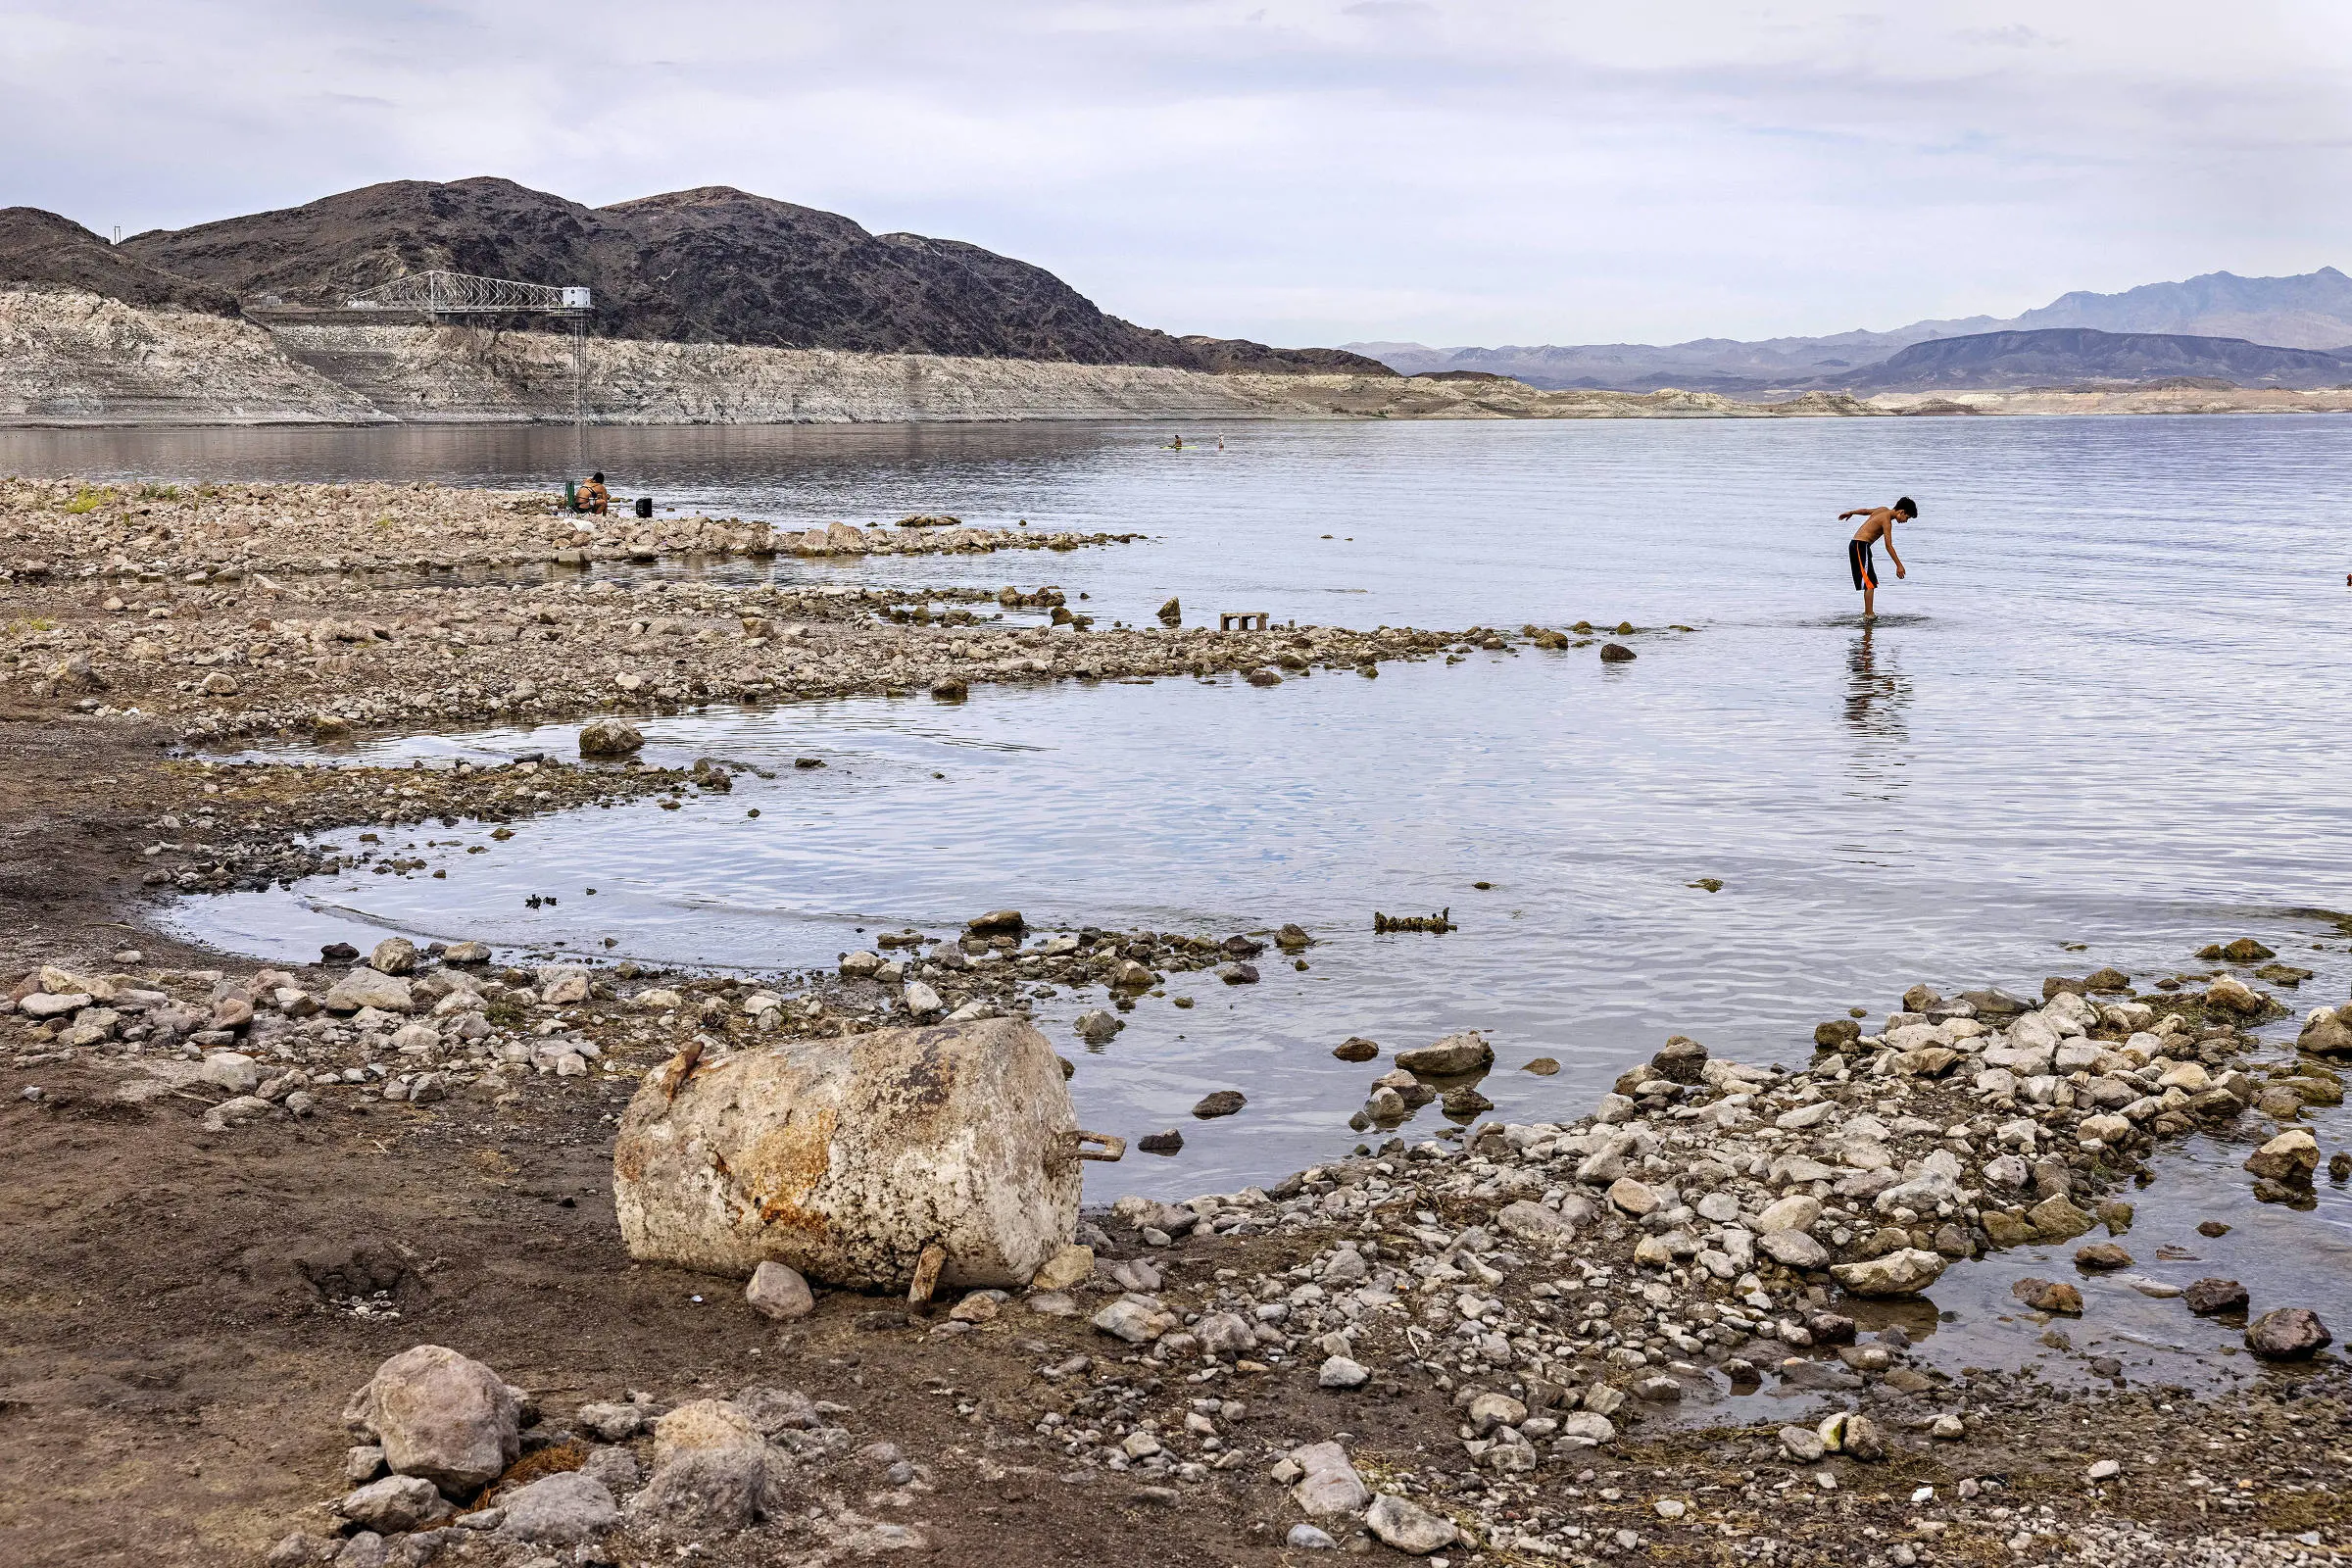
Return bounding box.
[324,971,413,1014]
[199,1052,261,1093]
[1317,1355,1370,1389]
[537,966,590,1005]
[1754,1195,1820,1234]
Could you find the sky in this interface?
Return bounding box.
[4,1,2348,347]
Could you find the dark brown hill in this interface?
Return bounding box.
[0,207,239,315]
[101,177,1386,374]
[1843,327,2352,392]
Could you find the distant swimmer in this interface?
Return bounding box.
[1839,496,1914,621]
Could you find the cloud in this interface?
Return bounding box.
[1,0,2346,345]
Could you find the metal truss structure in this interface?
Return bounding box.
[336,270,594,456]
[346,270,592,317]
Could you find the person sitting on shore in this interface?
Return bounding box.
[576,472,611,514]
[1839,496,1914,620]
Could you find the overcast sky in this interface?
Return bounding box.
[6,1,2347,346]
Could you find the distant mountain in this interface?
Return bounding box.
[1840,328,2352,393]
[2010,268,2352,349]
[6,178,1390,375]
[0,206,239,316]
[1353,268,2352,390]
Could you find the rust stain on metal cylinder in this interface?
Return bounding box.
[743,1104,838,1240]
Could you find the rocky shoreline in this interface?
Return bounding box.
[6,907,2348,1566]
[0,478,1591,748]
[0,478,2346,1568]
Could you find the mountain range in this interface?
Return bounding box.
[1350,268,2352,391]
[7,182,2349,395]
[0,178,1389,376]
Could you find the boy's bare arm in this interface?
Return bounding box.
[1884,523,1906,576]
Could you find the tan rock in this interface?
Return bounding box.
[1029,1244,1096,1292]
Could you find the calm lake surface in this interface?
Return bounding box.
[23,416,2350,1325]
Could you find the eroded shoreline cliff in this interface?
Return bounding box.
[8,289,2351,429]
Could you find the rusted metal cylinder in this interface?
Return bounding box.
[613,1018,1113,1291]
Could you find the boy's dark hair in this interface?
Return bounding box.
[592,471,605,483]
[1893,496,1917,518]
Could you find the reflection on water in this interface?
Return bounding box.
[1841,623,1914,807]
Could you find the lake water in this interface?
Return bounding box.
[25,416,2350,1322]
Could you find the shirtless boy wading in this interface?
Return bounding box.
[1841,496,1915,619]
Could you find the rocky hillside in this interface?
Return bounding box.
[65,177,1383,376]
[0,207,240,317]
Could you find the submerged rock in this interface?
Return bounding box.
[2245,1306,2332,1360]
[2183,1277,2249,1315]
[1395,1032,1493,1075]
[577,715,644,757]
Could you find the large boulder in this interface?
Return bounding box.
[345,1346,519,1494]
[1395,1032,1494,1075]
[614,1019,1083,1290]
